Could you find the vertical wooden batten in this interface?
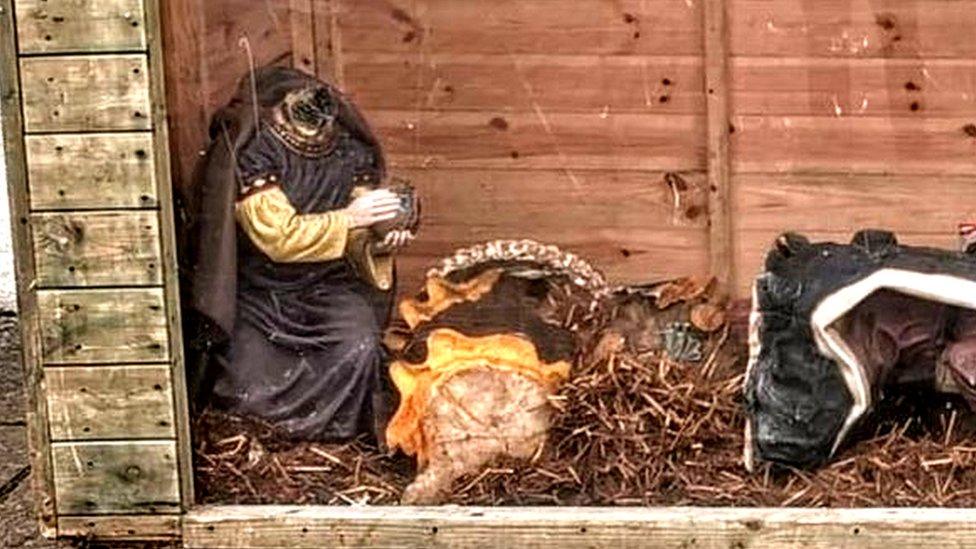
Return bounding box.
[0,0,58,537]
[290,0,317,75]
[702,0,733,294]
[145,0,194,510]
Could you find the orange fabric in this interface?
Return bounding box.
[386,328,571,466]
[398,270,503,329]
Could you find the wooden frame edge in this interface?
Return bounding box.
[703,0,734,294]
[144,0,195,510]
[182,505,976,548]
[0,0,58,538]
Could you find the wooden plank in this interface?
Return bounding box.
[402,168,709,231]
[51,440,180,515]
[14,0,147,54]
[393,168,710,290]
[733,173,976,233]
[20,54,152,133]
[373,110,705,171]
[730,115,976,175]
[0,0,57,536]
[344,53,703,115]
[731,58,976,118]
[159,0,206,194]
[336,0,702,56]
[730,0,976,59]
[313,0,339,82]
[198,0,293,123]
[184,505,976,549]
[290,0,316,74]
[145,0,194,509]
[59,514,180,541]
[45,365,176,441]
[702,0,733,292]
[37,288,169,364]
[734,230,960,298]
[31,211,162,287]
[26,133,158,210]
[398,225,708,293]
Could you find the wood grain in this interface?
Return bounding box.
[159,0,206,194]
[397,226,707,294]
[26,133,158,210]
[37,288,169,364]
[45,365,176,441]
[344,53,703,115]
[400,168,709,231]
[733,173,976,233]
[0,0,57,536]
[373,110,705,171]
[146,0,194,509]
[730,0,976,59]
[15,0,147,54]
[703,0,733,291]
[59,514,180,541]
[52,440,180,515]
[20,54,152,133]
[336,0,702,56]
[32,211,162,288]
[184,505,976,549]
[730,115,976,175]
[731,58,976,118]
[290,0,317,74]
[198,0,293,122]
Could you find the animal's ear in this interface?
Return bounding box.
[851,229,898,254]
[773,232,811,259]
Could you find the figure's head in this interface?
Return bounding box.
[283,85,338,135]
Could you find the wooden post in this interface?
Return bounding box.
[290,0,317,75]
[702,0,733,294]
[146,0,195,510]
[315,0,342,85]
[0,0,57,538]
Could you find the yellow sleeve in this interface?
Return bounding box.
[235,185,351,263]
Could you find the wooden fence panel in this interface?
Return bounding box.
[14,0,148,54]
[26,133,158,210]
[20,54,152,133]
[46,365,177,441]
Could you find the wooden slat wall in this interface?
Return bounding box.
[728,0,976,295]
[328,0,710,290]
[159,0,976,298]
[6,0,190,537]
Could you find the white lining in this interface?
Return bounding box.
[810,268,976,456]
[743,280,762,471]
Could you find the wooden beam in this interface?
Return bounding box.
[317,0,342,85]
[59,514,181,541]
[51,440,180,515]
[184,505,976,548]
[145,0,194,510]
[0,0,57,538]
[14,0,148,54]
[158,0,206,194]
[702,0,733,293]
[25,133,159,211]
[290,0,316,75]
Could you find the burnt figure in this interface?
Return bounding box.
[185,67,417,441]
[744,230,976,469]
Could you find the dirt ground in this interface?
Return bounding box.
[0,315,58,549]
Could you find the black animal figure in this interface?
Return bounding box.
[745,230,976,469]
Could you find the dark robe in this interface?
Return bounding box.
[185,66,395,441]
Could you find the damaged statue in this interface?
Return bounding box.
[183,66,419,442]
[744,229,976,469]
